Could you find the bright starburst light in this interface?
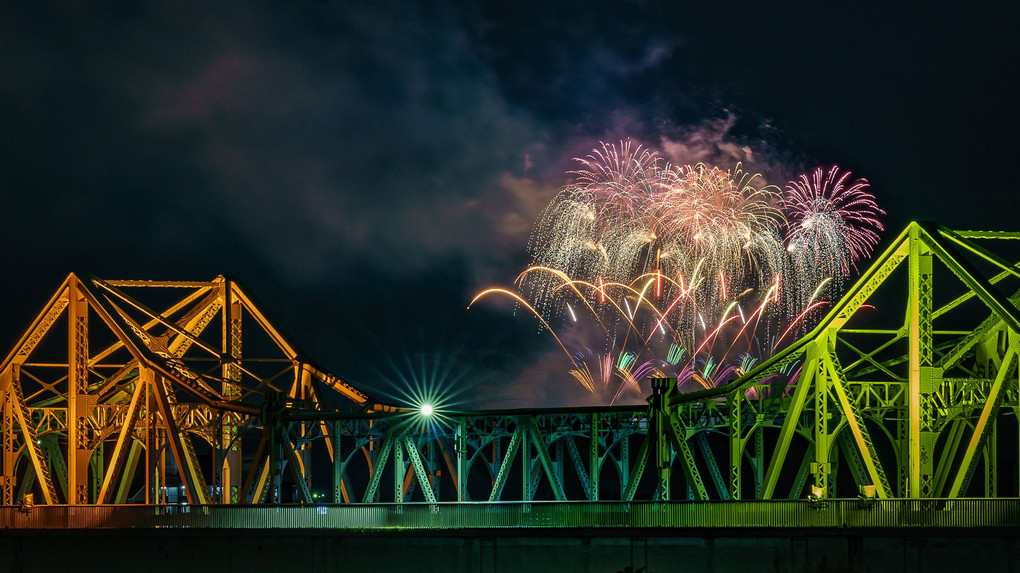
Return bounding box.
[369,340,476,434]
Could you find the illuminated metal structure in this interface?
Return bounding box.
[0,275,392,507]
[2,222,1020,511]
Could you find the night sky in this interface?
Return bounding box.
[2,1,1019,409]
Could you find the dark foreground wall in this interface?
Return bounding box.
[1,529,1017,573]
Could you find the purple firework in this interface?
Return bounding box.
[784,166,885,277]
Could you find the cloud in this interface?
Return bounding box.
[591,39,677,79]
[140,4,549,286]
[659,112,751,166]
[145,50,261,125]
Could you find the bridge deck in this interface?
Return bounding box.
[3,499,1017,531]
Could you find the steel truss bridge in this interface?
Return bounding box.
[3,222,1020,530]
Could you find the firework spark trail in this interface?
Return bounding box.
[472,142,886,403]
[771,300,829,352]
[468,288,578,367]
[518,266,616,337]
[719,279,778,362]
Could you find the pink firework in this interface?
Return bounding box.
[567,140,664,221]
[784,166,885,277]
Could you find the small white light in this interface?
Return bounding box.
[420,404,434,417]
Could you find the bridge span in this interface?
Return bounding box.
[3,222,1020,570]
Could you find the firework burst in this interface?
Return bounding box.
[784,166,886,305]
[525,141,665,317]
[472,142,885,403]
[651,162,787,313]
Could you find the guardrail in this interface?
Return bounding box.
[1,499,1018,530]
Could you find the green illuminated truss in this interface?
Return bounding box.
[278,222,1020,504]
[317,221,1020,503]
[655,221,1020,500]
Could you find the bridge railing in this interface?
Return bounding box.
[1,499,1017,530]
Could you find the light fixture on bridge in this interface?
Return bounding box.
[17,493,33,513]
[420,403,434,417]
[857,484,877,508]
[807,485,826,507]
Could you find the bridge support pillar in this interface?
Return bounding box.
[729,389,742,500]
[812,341,831,498]
[67,284,92,504]
[907,227,935,498]
[2,373,14,506]
[650,378,672,501]
[456,419,466,502]
[221,292,243,504]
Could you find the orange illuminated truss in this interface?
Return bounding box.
[0,274,392,506]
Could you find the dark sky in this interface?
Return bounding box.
[2,1,1018,408]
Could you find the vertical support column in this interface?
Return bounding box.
[649,378,671,501]
[490,435,501,492]
[812,342,831,497]
[520,416,531,501]
[221,285,243,503]
[145,371,152,504]
[262,391,284,504]
[428,441,440,498]
[456,419,466,502]
[158,428,167,503]
[554,439,564,494]
[827,446,840,498]
[728,390,742,500]
[754,427,764,497]
[589,412,599,501]
[393,439,404,503]
[907,227,934,498]
[619,431,629,499]
[67,282,92,504]
[269,424,283,504]
[2,371,14,506]
[897,415,908,497]
[297,368,313,495]
[333,421,344,504]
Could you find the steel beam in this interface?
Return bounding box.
[948,347,1017,497]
